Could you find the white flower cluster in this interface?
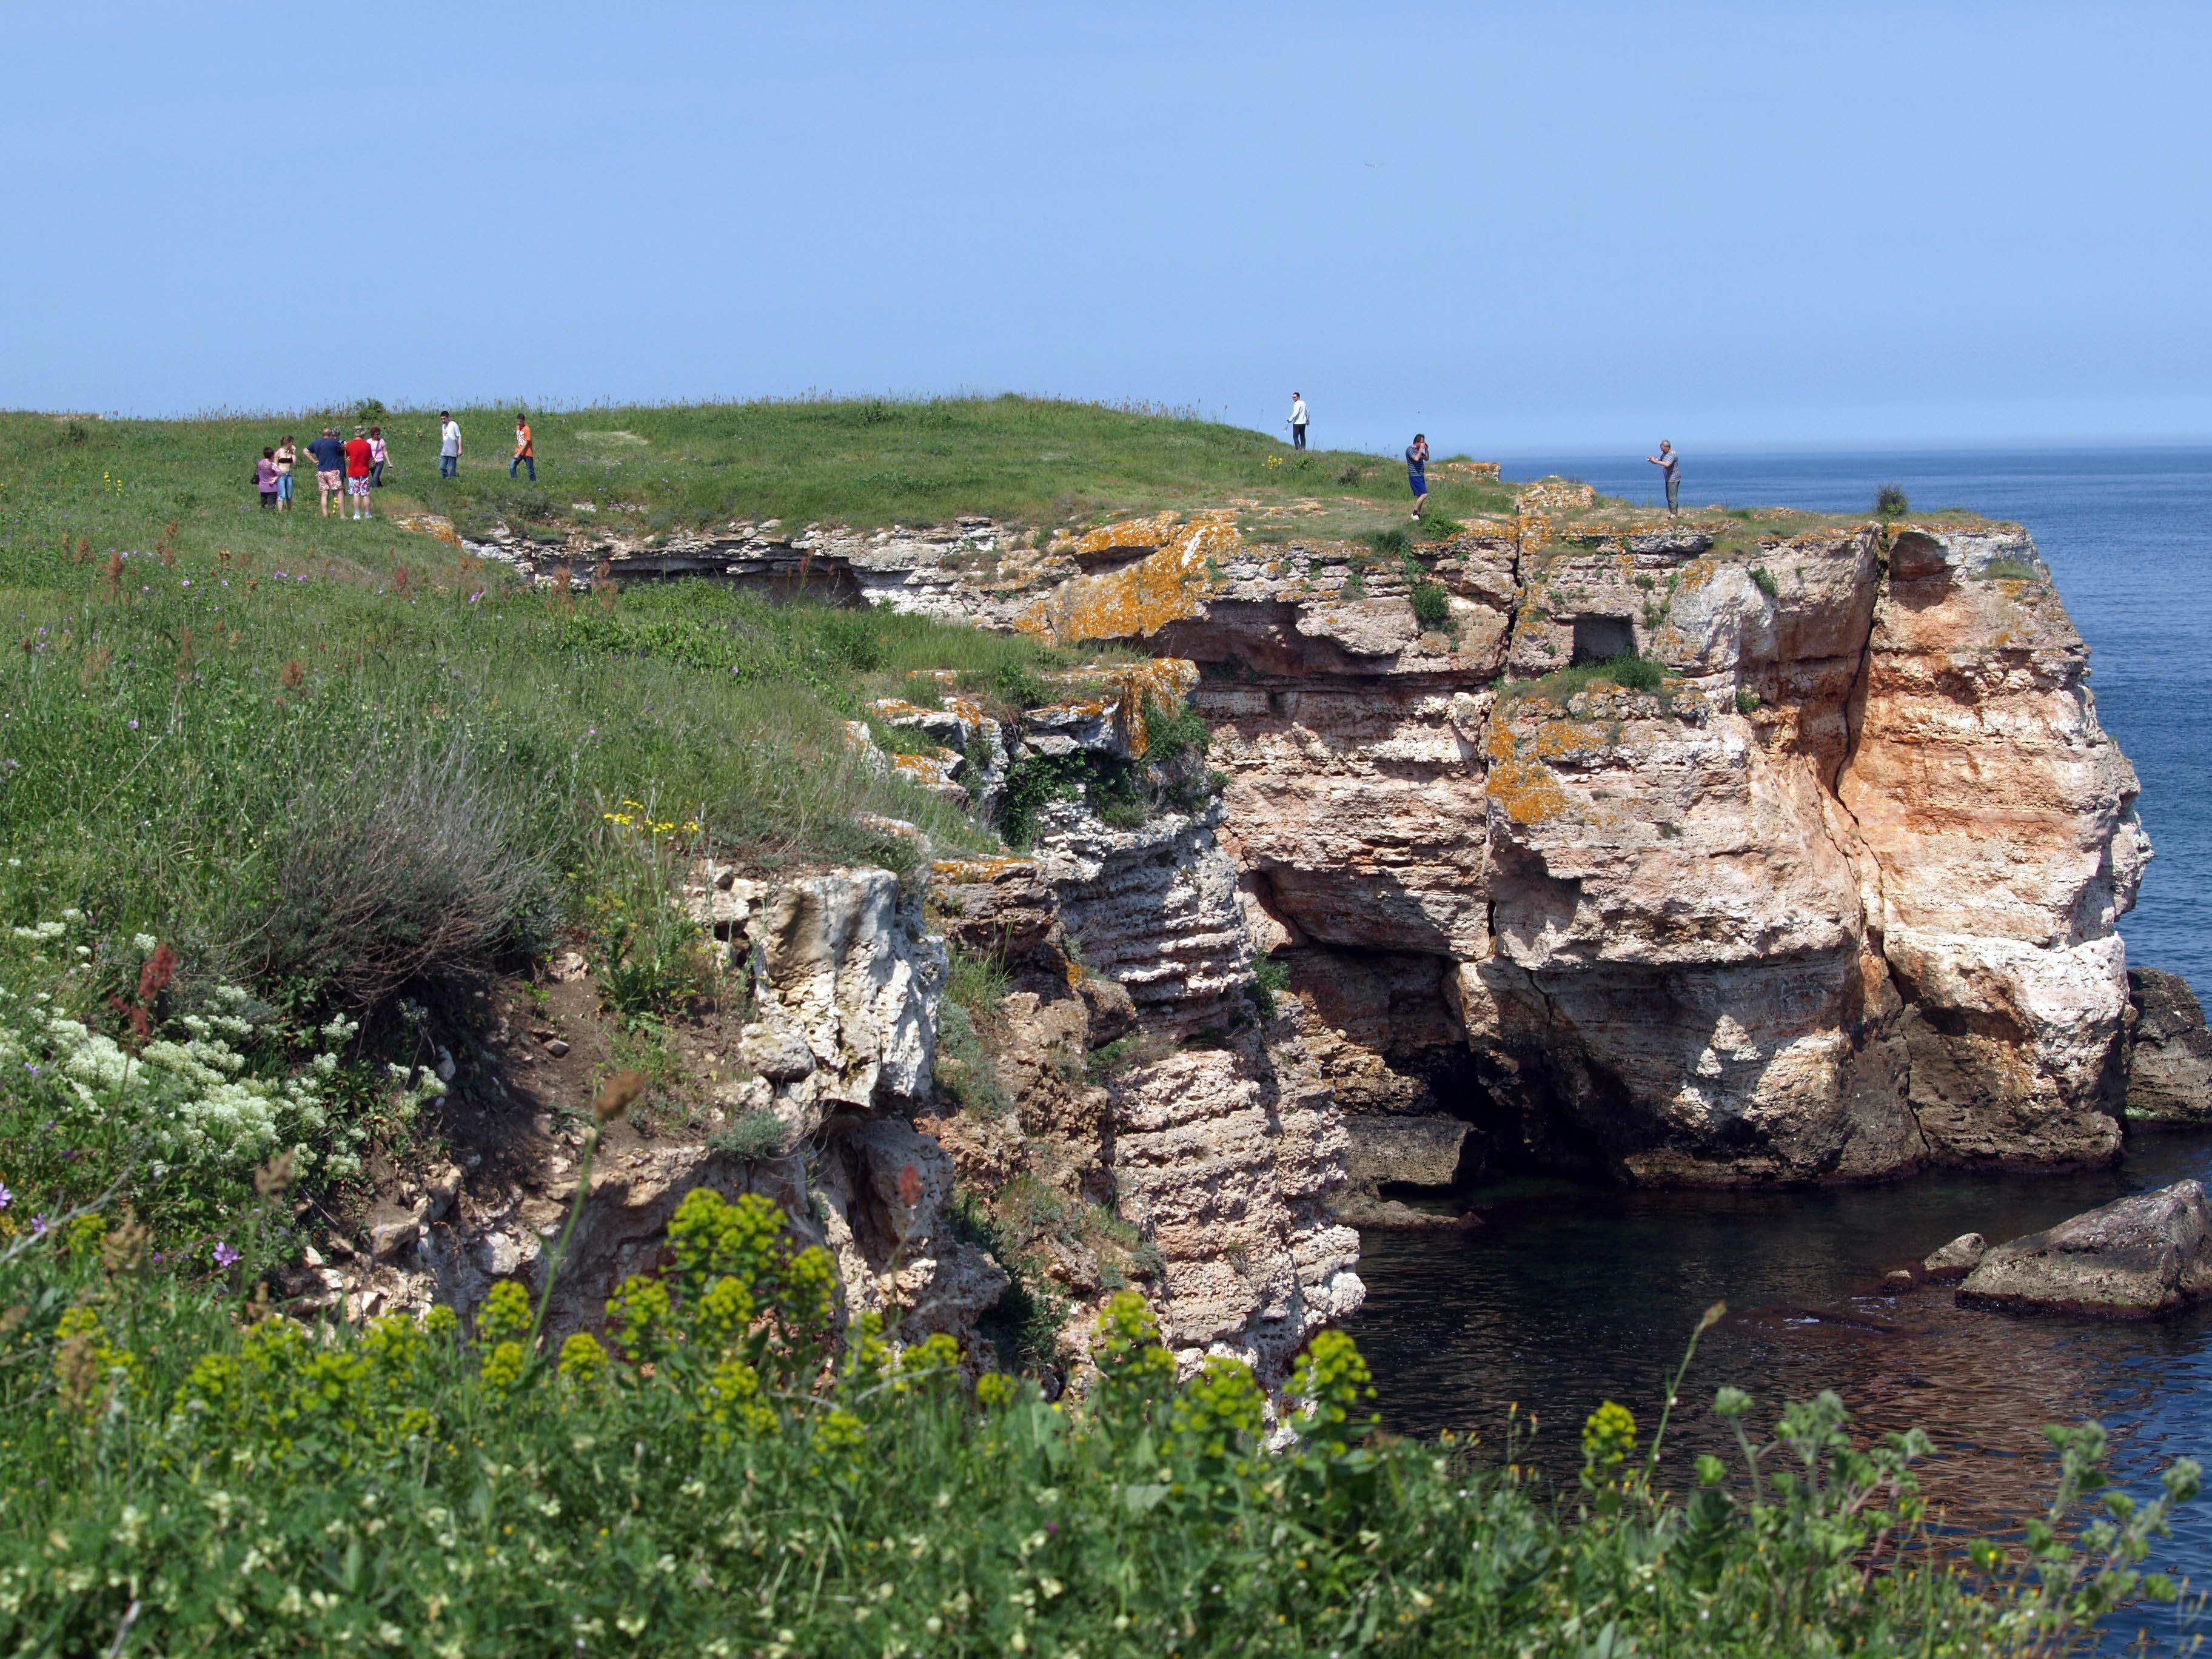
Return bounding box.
[0,915,447,1182]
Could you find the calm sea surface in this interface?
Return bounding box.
[1349,449,2212,1646]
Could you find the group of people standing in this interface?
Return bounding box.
[251,411,537,514]
[1289,393,1687,520]
[252,426,387,517]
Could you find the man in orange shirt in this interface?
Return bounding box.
[511,413,535,481]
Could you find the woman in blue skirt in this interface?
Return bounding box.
[1406,433,1429,520]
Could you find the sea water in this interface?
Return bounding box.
[1349,449,2212,1646]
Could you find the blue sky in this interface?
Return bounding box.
[6,3,2210,455]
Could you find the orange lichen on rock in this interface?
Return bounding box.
[1533,719,1611,760]
[1076,511,1182,560]
[870,697,937,720]
[1017,514,1240,645]
[1485,755,1568,825]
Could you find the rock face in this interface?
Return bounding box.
[1921,1232,1988,1280]
[2127,967,2212,1121]
[1957,1181,2212,1317]
[1339,1114,1472,1226]
[925,828,1361,1385]
[841,508,2153,1187]
[330,862,1005,1351]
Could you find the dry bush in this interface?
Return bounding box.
[240,745,546,1014]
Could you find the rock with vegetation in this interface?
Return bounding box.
[874,503,2146,1190]
[1958,1181,2212,1317]
[2127,965,2212,1121]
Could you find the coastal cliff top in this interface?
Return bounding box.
[0,396,2006,558]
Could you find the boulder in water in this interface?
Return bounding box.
[1956,1181,2212,1318]
[2127,967,2212,1121]
[1921,1232,1987,1280]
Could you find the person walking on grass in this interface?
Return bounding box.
[305,426,347,517]
[344,426,375,520]
[511,412,535,481]
[439,409,462,477]
[1289,392,1309,450]
[1647,440,1681,515]
[367,425,388,488]
[272,434,296,511]
[254,447,279,510]
[1406,432,1430,520]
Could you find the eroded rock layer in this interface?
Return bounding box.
[875,510,2153,1187]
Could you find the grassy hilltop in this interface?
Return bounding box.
[0,396,2194,1656]
[4,393,1515,548]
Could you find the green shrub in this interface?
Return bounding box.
[1250,950,1292,1019]
[1364,526,1409,560]
[1736,689,1763,715]
[1499,652,1667,706]
[708,1107,793,1161]
[1414,513,1464,540]
[1141,696,1211,773]
[1603,652,1665,692]
[1749,566,1780,600]
[1409,579,1451,630]
[1875,483,1909,520]
[936,1000,1013,1118]
[0,1199,2194,1658]
[1340,564,1367,600]
[991,659,1050,711]
[994,752,1087,848]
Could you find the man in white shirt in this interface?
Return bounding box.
[1289,392,1309,451]
[439,411,463,478]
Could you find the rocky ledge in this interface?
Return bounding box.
[562,501,2168,1192]
[403,495,2194,1216]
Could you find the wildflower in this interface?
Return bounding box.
[127,719,138,729]
[0,1184,10,1210]
[478,1339,528,1395]
[557,1332,610,1386]
[212,1241,241,1269]
[30,1214,49,1236]
[1581,1400,1638,1472]
[475,1280,535,1347]
[131,933,156,954]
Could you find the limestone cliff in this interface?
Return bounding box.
[746,504,2149,1191]
[433,496,2157,1209]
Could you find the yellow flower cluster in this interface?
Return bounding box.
[601,798,703,837]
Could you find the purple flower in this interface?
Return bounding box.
[0,1182,12,1210]
[127,719,138,729]
[212,1241,240,1269]
[29,1214,49,1237]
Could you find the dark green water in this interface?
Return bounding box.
[1350,1130,2212,1646]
